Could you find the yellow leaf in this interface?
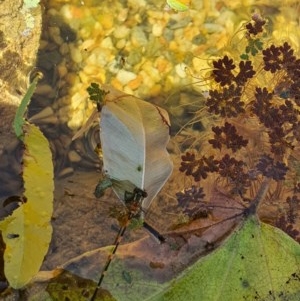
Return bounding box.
[0,123,54,289]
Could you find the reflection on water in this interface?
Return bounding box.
[0,0,300,299]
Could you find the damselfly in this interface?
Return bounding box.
[90,182,154,301]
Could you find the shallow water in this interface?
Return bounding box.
[0,0,300,300]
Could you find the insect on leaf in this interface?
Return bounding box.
[0,123,54,289]
[100,86,173,210]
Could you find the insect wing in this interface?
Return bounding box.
[110,179,137,203]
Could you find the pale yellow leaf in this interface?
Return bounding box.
[0,123,54,289]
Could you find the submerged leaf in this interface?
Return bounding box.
[47,270,114,301]
[100,87,173,209]
[13,74,42,139]
[156,215,300,301]
[0,123,54,289]
[79,212,299,301]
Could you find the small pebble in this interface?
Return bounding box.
[155,57,172,73]
[192,33,207,45]
[70,92,84,110]
[116,39,126,49]
[68,150,82,162]
[69,44,83,63]
[48,26,64,45]
[117,8,129,22]
[163,27,174,41]
[80,39,95,51]
[59,43,70,56]
[203,23,224,33]
[175,63,188,78]
[126,49,143,66]
[100,37,114,50]
[29,107,58,124]
[139,70,155,89]
[168,16,192,30]
[83,64,99,77]
[98,13,114,29]
[68,109,84,129]
[58,106,70,123]
[34,84,56,97]
[77,69,88,84]
[123,85,134,95]
[58,167,74,178]
[77,159,100,170]
[116,69,137,85]
[127,0,146,8]
[147,11,164,20]
[113,25,130,39]
[152,23,164,37]
[131,26,148,46]
[142,62,161,83]
[149,84,161,96]
[110,77,123,91]
[127,74,143,90]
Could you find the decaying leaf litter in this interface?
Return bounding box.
[29,168,300,301]
[0,80,259,299]
[0,1,300,298]
[1,83,300,300]
[2,49,300,301]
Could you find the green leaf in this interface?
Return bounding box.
[87,82,109,110]
[255,39,264,50]
[0,123,54,289]
[244,38,263,58]
[155,215,300,301]
[13,74,42,139]
[240,53,249,60]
